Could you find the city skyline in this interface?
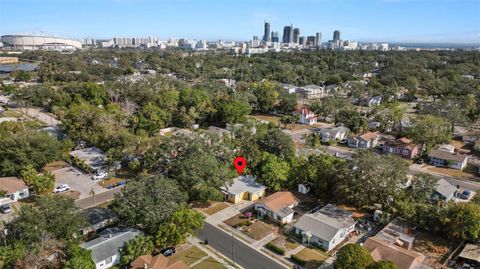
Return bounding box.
[0,0,479,43]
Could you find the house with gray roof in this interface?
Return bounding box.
[70,147,110,174]
[428,149,468,170]
[432,179,458,202]
[294,204,356,252]
[221,175,266,204]
[81,227,141,269]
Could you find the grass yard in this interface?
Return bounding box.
[271,236,300,250]
[191,257,228,269]
[251,115,280,125]
[202,202,230,215]
[171,246,208,266]
[243,221,274,240]
[43,161,69,172]
[1,109,22,118]
[427,165,479,180]
[224,213,249,227]
[57,190,81,200]
[99,178,127,188]
[295,247,329,269]
[114,168,136,180]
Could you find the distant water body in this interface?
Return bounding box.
[388,43,480,49]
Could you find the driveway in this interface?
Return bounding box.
[51,166,106,199]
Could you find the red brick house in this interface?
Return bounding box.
[383,138,419,159]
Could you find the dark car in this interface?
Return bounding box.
[416,158,424,164]
[460,190,471,200]
[160,247,176,257]
[0,204,12,214]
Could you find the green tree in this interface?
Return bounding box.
[120,235,154,266]
[408,115,451,151]
[220,99,252,124]
[335,243,374,269]
[335,109,368,134]
[258,152,291,191]
[367,260,400,269]
[110,175,187,234]
[155,207,204,248]
[21,167,55,195]
[440,202,480,240]
[64,243,95,269]
[250,81,279,113]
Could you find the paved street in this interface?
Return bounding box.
[409,164,480,191]
[75,187,122,209]
[196,222,288,269]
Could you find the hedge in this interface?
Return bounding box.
[291,254,307,265]
[266,242,285,255]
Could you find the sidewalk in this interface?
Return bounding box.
[187,236,239,269]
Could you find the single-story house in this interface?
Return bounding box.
[81,227,141,269]
[319,126,349,142]
[255,191,299,224]
[70,147,114,174]
[294,204,356,252]
[131,254,188,269]
[457,244,480,267]
[463,130,480,143]
[364,237,425,269]
[438,144,455,153]
[221,176,266,204]
[80,207,118,236]
[204,126,232,138]
[348,131,380,149]
[0,177,29,204]
[432,179,458,202]
[383,138,419,159]
[293,108,317,125]
[298,182,311,194]
[428,149,468,170]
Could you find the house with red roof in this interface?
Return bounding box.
[293,108,317,125]
[383,138,420,159]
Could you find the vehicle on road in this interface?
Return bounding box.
[92,172,108,180]
[0,204,12,214]
[460,190,471,200]
[160,247,176,257]
[53,184,70,193]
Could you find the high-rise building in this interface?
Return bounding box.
[282,25,293,43]
[333,30,341,41]
[306,36,316,46]
[251,35,260,47]
[293,28,300,44]
[263,21,271,42]
[271,31,279,43]
[299,36,307,46]
[315,32,322,46]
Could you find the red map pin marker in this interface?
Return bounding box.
[233,156,247,175]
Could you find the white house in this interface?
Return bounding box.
[293,108,317,125]
[0,177,29,205]
[348,131,380,149]
[81,228,141,269]
[319,126,349,142]
[255,191,299,224]
[428,149,468,170]
[294,204,356,252]
[432,179,458,202]
[298,182,311,194]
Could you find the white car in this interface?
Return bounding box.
[92,172,108,180]
[53,184,70,194]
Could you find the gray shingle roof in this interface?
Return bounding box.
[435,179,458,199]
[428,149,467,163]
[81,228,141,263]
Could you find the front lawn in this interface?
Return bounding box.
[171,246,208,266]
[243,221,274,240]
[271,236,300,250]
[191,257,228,269]
[224,213,250,227]
[202,202,230,215]
[294,247,329,269]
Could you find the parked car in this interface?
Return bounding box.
[92,172,108,180]
[416,158,424,164]
[0,204,12,214]
[53,184,70,194]
[460,190,471,200]
[339,139,347,144]
[160,247,176,257]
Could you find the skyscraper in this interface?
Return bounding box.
[333,30,341,41]
[315,32,322,46]
[299,36,307,46]
[282,25,293,43]
[306,36,316,46]
[293,28,300,44]
[263,21,271,42]
[271,31,279,43]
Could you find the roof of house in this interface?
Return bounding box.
[293,108,315,115]
[464,130,480,137]
[428,149,468,163]
[359,131,380,141]
[384,138,418,151]
[256,191,299,213]
[294,204,356,242]
[438,144,456,153]
[222,176,266,195]
[69,147,107,170]
[364,237,425,269]
[458,244,480,263]
[434,179,458,199]
[81,228,141,263]
[131,255,188,269]
[82,207,117,227]
[205,126,232,137]
[0,177,28,193]
[320,126,349,135]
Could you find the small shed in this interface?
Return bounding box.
[298,182,311,194]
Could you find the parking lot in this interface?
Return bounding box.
[51,166,107,199]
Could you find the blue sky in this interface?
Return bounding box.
[1,0,479,43]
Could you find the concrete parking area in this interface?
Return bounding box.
[51,166,107,199]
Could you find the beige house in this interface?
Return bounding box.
[221,176,266,204]
[0,177,29,205]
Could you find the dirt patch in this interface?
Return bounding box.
[43,161,69,172]
[99,178,127,188]
[57,190,81,200]
[243,221,274,240]
[224,213,250,227]
[272,236,300,250]
[413,231,454,268]
[202,202,230,215]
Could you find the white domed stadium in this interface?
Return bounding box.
[1,35,82,51]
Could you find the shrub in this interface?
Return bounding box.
[235,220,251,227]
[291,254,306,265]
[266,242,285,255]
